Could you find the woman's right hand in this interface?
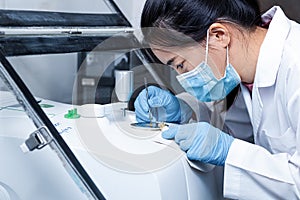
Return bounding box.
[134,86,181,123]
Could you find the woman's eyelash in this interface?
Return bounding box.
[176,63,184,69]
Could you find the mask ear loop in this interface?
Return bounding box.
[226,45,229,66]
[206,29,230,77]
[205,29,209,65]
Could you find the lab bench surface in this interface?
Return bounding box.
[0,96,224,200]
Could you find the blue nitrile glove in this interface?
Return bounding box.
[134,86,181,123]
[162,122,234,166]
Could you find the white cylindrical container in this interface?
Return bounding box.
[114,70,134,102]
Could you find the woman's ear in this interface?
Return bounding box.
[208,23,230,48]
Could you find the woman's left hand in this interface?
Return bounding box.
[162,122,234,166]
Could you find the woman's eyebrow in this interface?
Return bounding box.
[166,57,175,66]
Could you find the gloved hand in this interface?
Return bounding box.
[162,122,234,166]
[134,86,181,123]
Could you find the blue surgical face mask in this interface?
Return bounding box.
[176,30,241,102]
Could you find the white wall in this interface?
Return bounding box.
[0,0,147,103]
[0,0,146,27]
[114,0,146,28]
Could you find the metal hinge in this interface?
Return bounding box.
[20,126,52,153]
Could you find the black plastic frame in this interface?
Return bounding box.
[0,0,133,57]
[0,7,130,27]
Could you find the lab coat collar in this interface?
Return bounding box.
[255,6,291,88]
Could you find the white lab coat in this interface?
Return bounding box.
[223,6,300,199]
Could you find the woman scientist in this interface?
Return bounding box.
[134,0,300,199]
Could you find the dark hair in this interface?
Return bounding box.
[141,0,261,47]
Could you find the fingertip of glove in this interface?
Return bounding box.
[179,141,190,152]
[186,150,197,161]
[161,129,173,139]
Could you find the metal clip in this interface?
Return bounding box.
[61,30,82,35]
[20,126,52,153]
